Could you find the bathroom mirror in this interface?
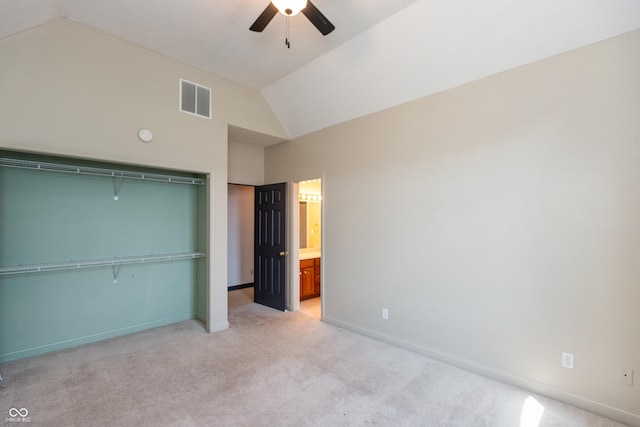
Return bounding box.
[299,179,322,251]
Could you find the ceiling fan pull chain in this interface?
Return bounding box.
[285,16,291,48]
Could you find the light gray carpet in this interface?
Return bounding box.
[0,297,626,426]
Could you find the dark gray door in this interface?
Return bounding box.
[254,183,287,311]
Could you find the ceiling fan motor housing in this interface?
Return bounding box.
[273,0,307,16]
[250,1,335,36]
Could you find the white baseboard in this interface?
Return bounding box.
[0,313,195,363]
[208,321,229,333]
[323,316,640,427]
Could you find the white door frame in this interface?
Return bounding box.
[289,181,301,312]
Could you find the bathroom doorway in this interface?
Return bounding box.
[297,178,322,319]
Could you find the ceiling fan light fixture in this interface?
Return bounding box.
[272,0,307,16]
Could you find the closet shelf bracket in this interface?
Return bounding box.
[112,263,120,283]
[113,173,124,200]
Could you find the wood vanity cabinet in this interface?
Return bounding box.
[300,257,321,300]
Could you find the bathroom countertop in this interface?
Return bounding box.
[299,249,321,260]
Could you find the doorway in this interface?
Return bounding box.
[227,184,256,310]
[297,178,322,319]
[227,179,323,318]
[228,182,287,312]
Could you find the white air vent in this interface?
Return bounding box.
[179,79,211,119]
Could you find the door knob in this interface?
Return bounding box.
[279,251,289,257]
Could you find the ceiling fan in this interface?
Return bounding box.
[250,0,335,36]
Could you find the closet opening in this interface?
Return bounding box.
[0,150,208,363]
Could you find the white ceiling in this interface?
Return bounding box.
[0,0,418,89]
[2,0,640,142]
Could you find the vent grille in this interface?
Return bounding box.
[180,79,211,119]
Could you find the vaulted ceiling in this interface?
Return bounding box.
[2,0,640,141]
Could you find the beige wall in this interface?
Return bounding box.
[266,30,640,424]
[228,141,265,186]
[0,19,286,333]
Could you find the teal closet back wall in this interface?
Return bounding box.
[0,153,206,362]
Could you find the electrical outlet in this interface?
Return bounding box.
[382,308,389,320]
[562,352,574,369]
[619,368,633,386]
[250,269,254,276]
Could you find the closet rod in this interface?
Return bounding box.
[0,158,205,185]
[0,252,206,276]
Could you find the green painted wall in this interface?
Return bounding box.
[0,152,206,362]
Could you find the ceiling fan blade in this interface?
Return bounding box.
[250,2,278,32]
[301,1,335,35]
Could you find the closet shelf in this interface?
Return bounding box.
[0,158,205,185]
[0,252,206,276]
